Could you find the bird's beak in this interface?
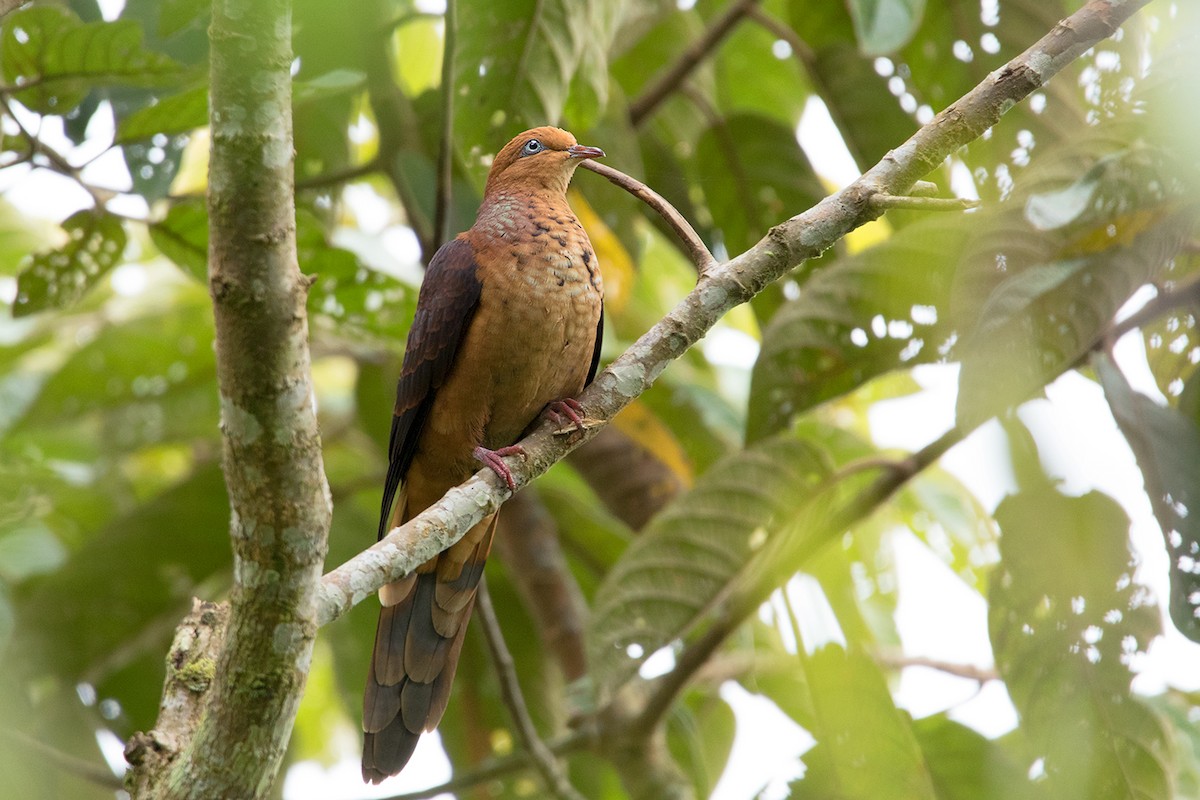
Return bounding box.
[567,144,606,160]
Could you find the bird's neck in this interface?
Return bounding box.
[474,189,574,238]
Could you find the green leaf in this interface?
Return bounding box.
[298,212,418,349]
[587,434,833,697]
[749,214,966,441]
[847,0,926,55]
[713,22,807,127]
[1,7,184,114]
[693,113,823,257]
[667,691,736,799]
[895,468,998,594]
[989,487,1171,800]
[1141,253,1200,404]
[12,293,218,451]
[0,522,67,583]
[149,198,208,281]
[956,205,1193,428]
[792,646,936,800]
[293,68,366,105]
[1096,353,1200,642]
[562,1,624,131]
[454,0,598,180]
[115,85,208,144]
[911,715,1029,800]
[12,211,127,317]
[13,464,231,701]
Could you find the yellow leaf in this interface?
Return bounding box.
[1062,206,1170,256]
[393,18,443,96]
[613,399,693,487]
[169,128,209,197]
[845,215,891,254]
[570,189,634,314]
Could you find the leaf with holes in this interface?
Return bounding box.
[1,7,185,114]
[748,213,967,442]
[955,205,1193,428]
[1096,353,1200,643]
[791,646,936,800]
[10,293,218,455]
[989,486,1171,800]
[587,435,833,697]
[12,211,126,317]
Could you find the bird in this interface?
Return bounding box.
[361,127,606,783]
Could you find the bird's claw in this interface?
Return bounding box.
[473,444,525,490]
[545,398,587,434]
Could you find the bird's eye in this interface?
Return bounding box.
[521,139,543,156]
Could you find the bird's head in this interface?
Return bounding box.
[484,126,605,198]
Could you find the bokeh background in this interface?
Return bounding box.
[1,0,1199,798]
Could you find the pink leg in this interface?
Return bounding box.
[473,444,525,490]
[544,398,586,433]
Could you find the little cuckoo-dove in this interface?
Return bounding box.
[361,127,605,783]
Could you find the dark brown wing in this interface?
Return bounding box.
[586,305,604,386]
[377,237,482,540]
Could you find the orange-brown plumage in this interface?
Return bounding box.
[362,127,605,783]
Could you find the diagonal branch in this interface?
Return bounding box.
[629,0,763,127]
[316,0,1152,630]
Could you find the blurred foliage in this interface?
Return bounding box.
[0,0,1198,799]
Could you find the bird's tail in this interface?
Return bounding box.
[361,512,497,783]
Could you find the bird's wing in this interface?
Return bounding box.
[377,237,482,540]
[586,305,604,386]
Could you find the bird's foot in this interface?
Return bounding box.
[544,398,587,434]
[473,444,525,490]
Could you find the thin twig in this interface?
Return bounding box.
[432,0,456,250]
[295,157,381,190]
[579,160,717,274]
[379,732,588,800]
[869,193,980,211]
[0,94,116,207]
[1105,272,1200,344]
[476,579,588,800]
[3,730,125,791]
[875,651,999,683]
[629,0,763,127]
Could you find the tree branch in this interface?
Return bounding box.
[869,193,980,211]
[476,579,588,800]
[629,0,763,127]
[580,160,717,274]
[4,730,124,791]
[295,158,381,191]
[875,651,999,683]
[316,0,1152,633]
[131,1,333,796]
[379,732,588,800]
